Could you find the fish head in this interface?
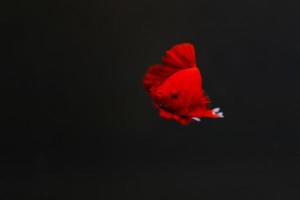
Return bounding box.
[153,85,189,114]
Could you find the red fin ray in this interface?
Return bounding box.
[162,43,196,69]
[143,64,178,93]
[143,43,197,93]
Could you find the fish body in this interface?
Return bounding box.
[143,43,223,125]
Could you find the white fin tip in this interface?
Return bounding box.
[217,112,224,118]
[192,117,201,122]
[212,107,220,113]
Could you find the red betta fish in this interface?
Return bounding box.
[143,43,224,125]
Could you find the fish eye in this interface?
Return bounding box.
[170,92,179,99]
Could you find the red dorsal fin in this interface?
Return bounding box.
[143,64,178,93]
[162,43,196,69]
[143,43,196,93]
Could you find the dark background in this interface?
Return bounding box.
[1,0,300,199]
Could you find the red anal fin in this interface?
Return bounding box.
[189,108,219,119]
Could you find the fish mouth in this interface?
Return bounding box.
[158,104,173,113]
[157,103,180,114]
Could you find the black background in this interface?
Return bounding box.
[2,0,300,199]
